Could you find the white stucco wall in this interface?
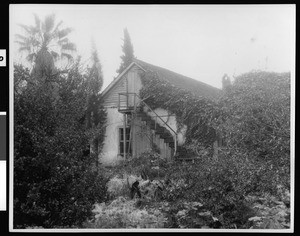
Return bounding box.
[100,108,125,165]
[144,107,187,145]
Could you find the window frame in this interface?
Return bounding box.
[118,127,132,156]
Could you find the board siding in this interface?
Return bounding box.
[102,65,144,108]
[103,76,127,108]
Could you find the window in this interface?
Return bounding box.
[119,127,132,156]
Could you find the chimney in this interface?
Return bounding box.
[222,74,231,91]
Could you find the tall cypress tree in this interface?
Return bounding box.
[85,44,106,167]
[116,28,135,75]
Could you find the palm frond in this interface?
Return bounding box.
[19,24,40,36]
[57,38,69,45]
[61,43,76,51]
[44,14,56,33]
[33,13,41,30]
[29,37,41,47]
[43,32,51,45]
[61,52,74,61]
[14,40,27,46]
[53,20,63,34]
[58,28,73,39]
[26,53,37,62]
[18,24,33,34]
[50,50,60,60]
[18,46,31,52]
[15,34,27,41]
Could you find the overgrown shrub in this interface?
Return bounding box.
[106,176,129,199]
[246,192,290,229]
[123,149,169,180]
[162,151,280,228]
[84,196,167,228]
[14,64,107,228]
[217,71,290,183]
[161,200,222,229]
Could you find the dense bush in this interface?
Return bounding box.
[217,71,290,180]
[121,149,169,180]
[84,197,167,228]
[246,193,290,229]
[162,150,289,228]
[14,64,107,228]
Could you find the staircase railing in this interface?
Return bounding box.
[118,92,178,158]
[135,93,178,158]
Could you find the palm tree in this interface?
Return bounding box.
[15,13,76,77]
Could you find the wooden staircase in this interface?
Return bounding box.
[136,111,175,150]
[118,92,178,158]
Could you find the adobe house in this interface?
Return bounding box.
[100,59,221,165]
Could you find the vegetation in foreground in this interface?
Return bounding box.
[82,148,290,229]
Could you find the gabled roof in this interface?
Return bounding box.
[102,59,221,100]
[133,59,221,100]
[101,62,145,97]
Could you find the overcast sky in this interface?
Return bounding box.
[10,4,295,90]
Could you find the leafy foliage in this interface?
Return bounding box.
[106,176,131,199]
[245,191,290,229]
[140,71,220,152]
[85,197,167,228]
[123,149,169,179]
[84,46,106,160]
[161,150,290,228]
[14,62,107,228]
[217,71,290,188]
[160,200,222,228]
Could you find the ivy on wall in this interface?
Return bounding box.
[139,71,221,148]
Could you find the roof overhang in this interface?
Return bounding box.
[101,61,146,97]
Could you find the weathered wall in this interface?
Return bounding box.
[100,108,124,165]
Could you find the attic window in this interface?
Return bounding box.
[119,127,132,156]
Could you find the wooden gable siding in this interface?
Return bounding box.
[102,65,143,108]
[103,77,127,108]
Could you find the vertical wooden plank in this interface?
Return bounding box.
[127,71,135,107]
[123,113,126,160]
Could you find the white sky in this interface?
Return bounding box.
[10,4,295,90]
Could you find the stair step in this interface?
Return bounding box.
[137,112,176,143]
[162,130,172,137]
[141,116,151,122]
[160,133,171,139]
[149,121,156,128]
[155,127,165,134]
[169,142,175,148]
[165,137,174,143]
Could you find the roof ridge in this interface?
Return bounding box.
[133,58,220,92]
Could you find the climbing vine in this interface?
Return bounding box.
[139,71,221,149]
